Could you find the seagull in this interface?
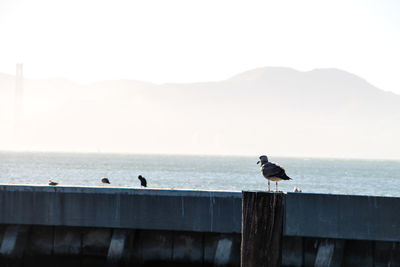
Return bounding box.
[293,187,302,192]
[138,175,147,187]
[257,155,292,192]
[101,177,110,184]
[48,179,58,186]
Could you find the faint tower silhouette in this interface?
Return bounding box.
[14,63,24,136]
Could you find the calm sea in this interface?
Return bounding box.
[0,151,399,197]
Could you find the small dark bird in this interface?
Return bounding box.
[257,155,292,192]
[48,179,58,186]
[101,177,110,184]
[138,175,147,187]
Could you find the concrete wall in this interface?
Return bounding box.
[0,185,242,233]
[0,225,241,267]
[0,224,399,267]
[281,236,400,267]
[1,185,400,266]
[1,185,400,242]
[285,192,400,242]
[0,185,400,242]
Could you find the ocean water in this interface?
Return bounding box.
[0,151,399,197]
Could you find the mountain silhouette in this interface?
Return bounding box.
[0,67,399,159]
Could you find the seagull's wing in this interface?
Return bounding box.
[262,162,283,177]
[264,162,292,180]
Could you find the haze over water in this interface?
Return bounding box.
[1,151,399,197]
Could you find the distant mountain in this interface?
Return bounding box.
[0,67,399,159]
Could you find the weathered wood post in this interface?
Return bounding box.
[241,192,285,267]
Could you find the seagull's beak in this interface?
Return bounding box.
[257,161,260,165]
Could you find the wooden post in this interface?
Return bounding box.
[241,192,285,267]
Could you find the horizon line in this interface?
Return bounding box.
[1,148,399,162]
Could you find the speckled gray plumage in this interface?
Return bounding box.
[258,155,292,181]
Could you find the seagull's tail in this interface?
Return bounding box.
[282,173,292,180]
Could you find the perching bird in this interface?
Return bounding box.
[48,179,58,186]
[138,175,147,187]
[101,177,110,184]
[257,155,292,192]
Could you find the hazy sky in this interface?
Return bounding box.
[1,0,400,94]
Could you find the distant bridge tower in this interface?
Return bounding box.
[14,63,24,136]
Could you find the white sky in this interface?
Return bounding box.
[0,0,400,93]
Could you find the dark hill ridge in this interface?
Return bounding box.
[230,67,388,96]
[224,67,400,119]
[0,67,399,158]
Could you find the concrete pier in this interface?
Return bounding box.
[0,185,241,233]
[285,192,400,242]
[0,185,399,266]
